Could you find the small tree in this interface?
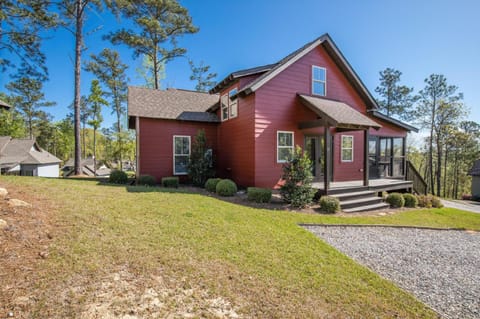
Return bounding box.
[280,146,316,208]
[87,79,107,175]
[188,129,213,186]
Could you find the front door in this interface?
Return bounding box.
[304,136,323,181]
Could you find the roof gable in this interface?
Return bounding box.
[0,137,61,167]
[238,33,379,110]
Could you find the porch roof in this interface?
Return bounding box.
[298,94,382,130]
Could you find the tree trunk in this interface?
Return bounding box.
[153,50,159,90]
[436,136,442,197]
[73,0,83,175]
[429,97,436,195]
[443,146,448,198]
[82,121,86,159]
[93,127,97,176]
[28,118,33,139]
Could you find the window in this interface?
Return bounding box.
[221,95,228,121]
[229,88,238,118]
[341,135,353,162]
[312,66,326,96]
[277,131,294,163]
[392,137,405,176]
[173,135,190,175]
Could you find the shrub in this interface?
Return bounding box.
[247,187,272,203]
[205,178,222,193]
[431,196,444,208]
[386,192,405,208]
[109,170,128,184]
[403,193,418,208]
[280,146,316,208]
[417,194,432,208]
[216,179,237,197]
[162,177,179,188]
[187,129,214,186]
[137,175,156,186]
[319,196,341,214]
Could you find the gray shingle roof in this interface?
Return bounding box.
[469,160,480,176]
[0,99,12,109]
[210,63,277,94]
[298,94,381,129]
[128,87,220,123]
[0,137,61,168]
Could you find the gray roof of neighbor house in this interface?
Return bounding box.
[0,99,12,109]
[298,94,382,130]
[0,136,61,168]
[468,159,480,176]
[128,87,220,123]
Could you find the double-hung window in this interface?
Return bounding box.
[312,66,327,96]
[221,95,228,121]
[341,135,353,162]
[229,88,238,118]
[277,131,294,163]
[173,135,190,175]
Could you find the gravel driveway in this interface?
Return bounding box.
[304,225,480,319]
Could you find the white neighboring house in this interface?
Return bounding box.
[0,136,61,177]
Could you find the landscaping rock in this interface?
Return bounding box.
[8,198,32,207]
[0,219,7,229]
[0,187,8,197]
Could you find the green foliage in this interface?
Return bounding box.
[189,60,217,92]
[386,193,405,208]
[280,146,316,208]
[416,194,443,209]
[375,68,416,120]
[431,196,444,208]
[319,196,341,214]
[162,177,179,188]
[247,187,272,203]
[403,193,418,208]
[87,80,107,131]
[216,179,237,197]
[137,175,156,186]
[136,54,165,88]
[109,170,128,184]
[0,109,26,138]
[205,178,221,193]
[105,0,198,89]
[187,130,214,186]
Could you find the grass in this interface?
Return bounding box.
[3,177,479,318]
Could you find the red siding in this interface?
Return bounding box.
[215,82,256,187]
[253,44,398,187]
[138,118,218,183]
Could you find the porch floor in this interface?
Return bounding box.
[312,178,412,192]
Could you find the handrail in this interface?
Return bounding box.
[406,160,428,195]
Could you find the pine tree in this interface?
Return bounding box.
[189,60,217,92]
[375,68,416,119]
[87,79,107,175]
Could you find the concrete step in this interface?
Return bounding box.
[339,196,384,209]
[332,190,377,201]
[343,202,390,213]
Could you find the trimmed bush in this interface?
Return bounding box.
[247,187,272,203]
[417,194,432,208]
[403,193,418,208]
[280,146,316,208]
[109,170,128,184]
[216,179,237,197]
[162,177,179,188]
[319,196,341,214]
[386,192,405,208]
[137,175,156,186]
[431,196,443,208]
[205,178,222,193]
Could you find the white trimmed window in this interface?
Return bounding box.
[173,135,190,175]
[341,135,353,162]
[312,66,327,96]
[277,131,294,163]
[221,94,228,121]
[229,88,238,118]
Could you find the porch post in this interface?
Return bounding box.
[363,129,369,187]
[324,123,331,194]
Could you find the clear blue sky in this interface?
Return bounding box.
[1,0,479,130]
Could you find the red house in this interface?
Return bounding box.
[128,34,424,210]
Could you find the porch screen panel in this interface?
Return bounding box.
[392,138,405,176]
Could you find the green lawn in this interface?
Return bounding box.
[2,176,479,318]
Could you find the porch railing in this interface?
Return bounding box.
[406,160,427,195]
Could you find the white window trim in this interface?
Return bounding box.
[341,135,354,162]
[277,131,294,163]
[229,88,238,119]
[173,135,191,175]
[221,94,228,122]
[312,65,327,96]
